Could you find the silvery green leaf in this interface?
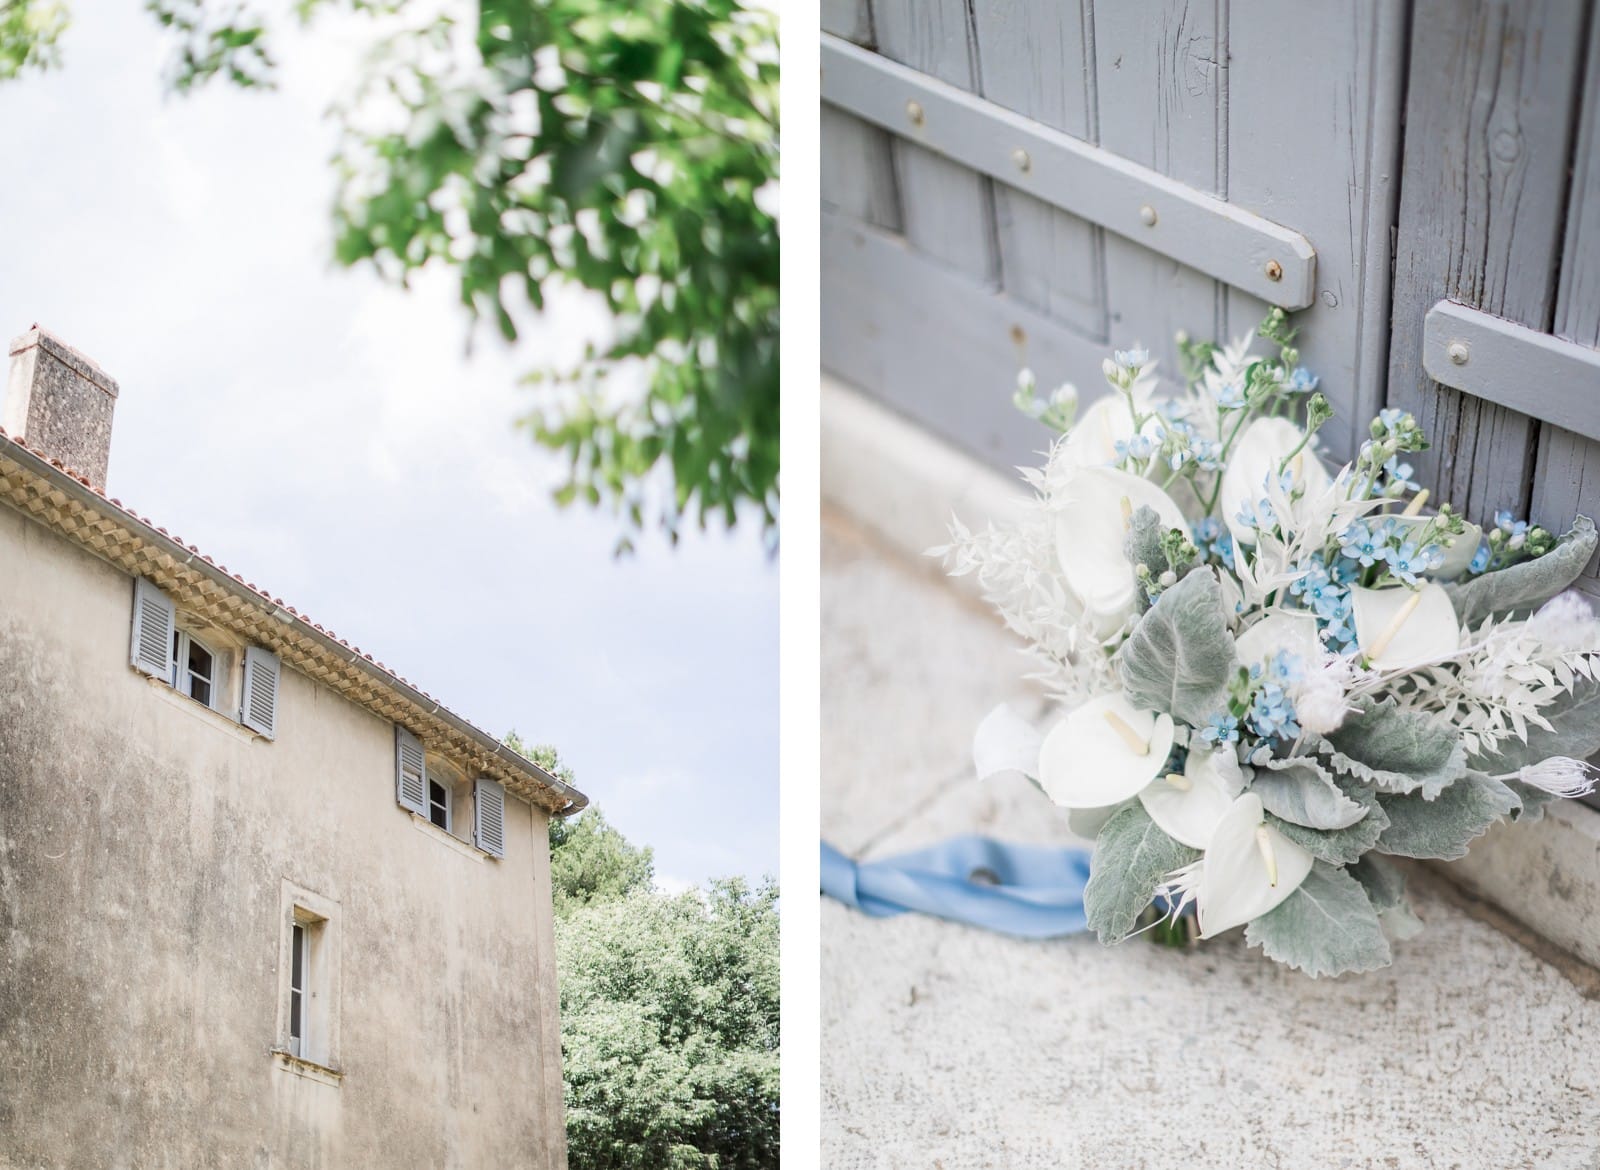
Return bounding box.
[1348,854,1426,942]
[1117,566,1235,727]
[1243,861,1393,977]
[1471,672,1600,775]
[1083,804,1199,944]
[1375,771,1520,860]
[1443,515,1597,626]
[1504,779,1557,824]
[1252,755,1369,830]
[1267,799,1389,865]
[1321,700,1466,799]
[1124,505,1167,615]
[1348,853,1406,911]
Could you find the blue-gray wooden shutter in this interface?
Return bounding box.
[473,778,505,858]
[395,727,427,816]
[239,647,281,739]
[130,577,176,679]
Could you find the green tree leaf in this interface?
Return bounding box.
[1443,516,1597,626]
[1375,771,1520,860]
[1084,804,1199,944]
[1117,566,1235,727]
[1243,861,1392,977]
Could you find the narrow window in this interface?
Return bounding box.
[171,631,216,709]
[427,779,451,830]
[289,922,307,1057]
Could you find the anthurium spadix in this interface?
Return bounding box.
[1174,793,1314,938]
[1037,694,1175,809]
[1052,466,1188,635]
[1350,583,1461,672]
[1137,748,1235,849]
[1222,416,1332,550]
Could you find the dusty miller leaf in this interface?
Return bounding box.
[1348,854,1406,911]
[1083,804,1199,944]
[1244,861,1392,977]
[1375,771,1519,860]
[1252,755,1369,830]
[1267,798,1389,866]
[1117,567,1235,727]
[1124,506,1167,616]
[1443,515,1597,626]
[1321,700,1466,799]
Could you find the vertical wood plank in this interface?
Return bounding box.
[1385,0,1588,520]
[1093,0,1226,377]
[873,0,999,283]
[971,0,1105,339]
[1225,0,1408,462]
[1531,4,1600,598]
[821,0,903,232]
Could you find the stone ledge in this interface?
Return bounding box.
[822,374,1600,971]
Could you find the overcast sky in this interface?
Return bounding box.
[0,7,776,892]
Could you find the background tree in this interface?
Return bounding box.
[1,0,779,549]
[505,730,779,1167]
[557,879,780,1170]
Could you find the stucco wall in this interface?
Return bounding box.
[0,502,567,1169]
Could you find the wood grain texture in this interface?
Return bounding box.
[821,0,903,232]
[873,0,999,283]
[971,0,1105,338]
[1225,0,1407,463]
[1531,3,1600,601]
[1385,0,1588,520]
[1093,0,1226,378]
[822,211,1107,470]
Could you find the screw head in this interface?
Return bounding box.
[906,100,924,126]
[1138,204,1157,227]
[1264,260,1283,282]
[1447,340,1470,365]
[1011,148,1031,173]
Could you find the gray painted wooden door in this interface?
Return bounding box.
[822,0,1408,469]
[822,0,1600,588]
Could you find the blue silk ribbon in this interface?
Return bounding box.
[820,837,1095,939]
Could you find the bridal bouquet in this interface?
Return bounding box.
[937,310,1600,976]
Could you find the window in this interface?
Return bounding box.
[276,881,341,1080]
[130,577,281,738]
[427,778,451,830]
[289,921,308,1057]
[173,630,216,708]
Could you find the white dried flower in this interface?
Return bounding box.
[1501,757,1598,799]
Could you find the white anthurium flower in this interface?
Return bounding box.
[1037,693,1176,809]
[1138,748,1236,849]
[1061,386,1161,469]
[1350,583,1461,672]
[1387,515,1484,580]
[1196,793,1313,938]
[1234,610,1322,669]
[972,703,1044,781]
[1052,466,1188,636]
[1221,417,1333,550]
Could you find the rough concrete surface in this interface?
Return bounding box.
[822,507,1600,1170]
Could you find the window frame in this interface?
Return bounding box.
[427,777,453,832]
[172,629,220,711]
[275,881,341,1081]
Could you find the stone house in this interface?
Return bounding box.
[0,326,585,1169]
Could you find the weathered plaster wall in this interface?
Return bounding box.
[0,502,566,1169]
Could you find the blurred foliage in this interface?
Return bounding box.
[558,878,780,1169]
[1,0,779,549]
[0,0,68,79]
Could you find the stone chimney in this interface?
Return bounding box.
[4,326,120,488]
